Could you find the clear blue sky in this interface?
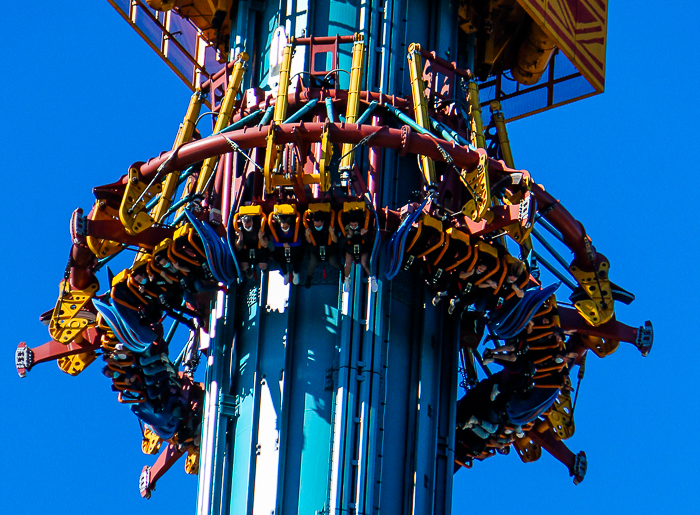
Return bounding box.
[2,2,698,514]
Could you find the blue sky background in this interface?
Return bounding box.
[2,1,698,514]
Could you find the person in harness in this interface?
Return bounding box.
[234,214,270,278]
[339,207,377,292]
[269,212,304,285]
[304,208,341,288]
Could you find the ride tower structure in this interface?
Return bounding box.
[16,1,654,515]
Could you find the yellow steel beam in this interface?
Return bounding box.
[467,81,486,149]
[194,52,249,194]
[151,89,204,222]
[264,44,293,194]
[489,101,514,168]
[319,125,333,191]
[407,43,436,188]
[490,100,533,255]
[273,45,293,124]
[339,34,365,174]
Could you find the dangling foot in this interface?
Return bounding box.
[343,277,351,292]
[370,276,378,293]
[448,298,458,315]
[292,272,300,285]
[245,268,253,279]
[305,276,312,289]
[284,273,291,285]
[490,384,500,402]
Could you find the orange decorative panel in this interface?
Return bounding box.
[516,0,607,92]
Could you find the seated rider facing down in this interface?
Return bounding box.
[268,209,304,285]
[339,205,378,293]
[233,212,270,279]
[304,207,341,289]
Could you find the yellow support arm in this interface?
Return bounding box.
[467,81,486,149]
[57,350,97,376]
[407,43,436,188]
[547,384,576,440]
[319,125,333,191]
[570,257,615,326]
[489,101,533,253]
[195,52,249,194]
[151,89,204,222]
[273,45,293,124]
[460,151,490,221]
[49,280,99,344]
[489,101,514,168]
[119,167,163,236]
[264,44,293,194]
[339,34,365,172]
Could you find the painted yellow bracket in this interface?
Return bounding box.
[340,34,365,173]
[264,44,293,194]
[467,81,486,149]
[578,334,620,358]
[319,124,333,191]
[502,189,534,246]
[120,167,163,236]
[489,101,514,167]
[49,280,99,344]
[87,201,122,258]
[547,385,575,440]
[195,52,249,195]
[57,350,97,376]
[264,126,280,195]
[151,89,204,223]
[570,258,614,326]
[460,151,490,221]
[141,426,163,455]
[513,434,541,463]
[407,43,436,188]
[185,449,200,475]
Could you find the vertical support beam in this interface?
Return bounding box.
[340,34,366,173]
[489,101,514,168]
[152,89,204,222]
[195,52,250,194]
[432,318,458,515]
[197,290,234,515]
[410,288,442,515]
[467,81,486,149]
[264,44,293,194]
[407,43,437,190]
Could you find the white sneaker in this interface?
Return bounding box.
[284,274,290,285]
[370,276,378,293]
[292,272,299,285]
[343,277,351,292]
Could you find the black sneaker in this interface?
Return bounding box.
[305,276,312,289]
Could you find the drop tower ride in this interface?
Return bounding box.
[16,1,653,515]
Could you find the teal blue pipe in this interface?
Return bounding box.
[325,97,336,123]
[219,109,265,134]
[430,118,473,149]
[258,107,274,126]
[382,104,432,136]
[145,165,198,210]
[355,101,379,125]
[283,98,319,123]
[531,227,572,272]
[532,250,577,291]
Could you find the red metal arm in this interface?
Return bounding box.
[138,444,185,499]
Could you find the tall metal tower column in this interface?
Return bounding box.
[194,1,463,514]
